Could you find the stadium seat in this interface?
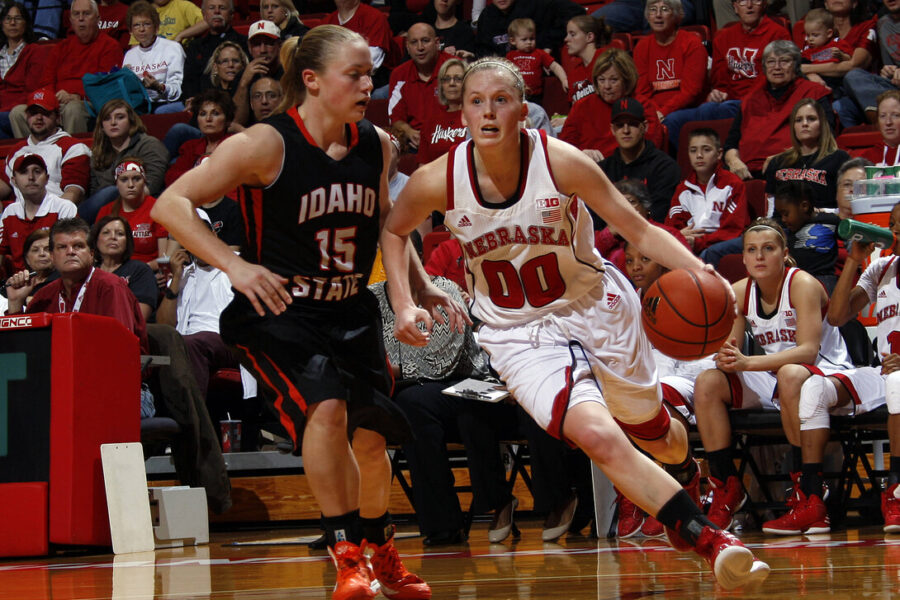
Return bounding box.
[611,32,632,51]
[142,111,191,142]
[838,128,881,156]
[365,98,390,130]
[744,178,768,220]
[717,253,746,283]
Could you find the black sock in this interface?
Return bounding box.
[800,463,824,498]
[790,445,802,473]
[663,451,699,486]
[324,510,361,547]
[890,457,900,486]
[360,512,393,546]
[655,489,715,546]
[706,448,738,481]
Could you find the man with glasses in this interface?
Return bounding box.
[9,0,121,135]
[248,76,282,123]
[183,0,247,102]
[232,21,283,126]
[723,40,833,180]
[663,0,789,151]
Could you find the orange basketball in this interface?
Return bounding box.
[640,269,735,360]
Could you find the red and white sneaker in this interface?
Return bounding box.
[883,483,900,534]
[329,541,377,600]
[369,532,431,599]
[762,490,830,535]
[694,526,770,590]
[707,476,748,531]
[684,459,702,507]
[615,491,645,538]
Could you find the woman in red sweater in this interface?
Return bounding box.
[166,88,234,186]
[559,48,665,162]
[857,90,900,166]
[633,0,707,121]
[417,58,467,165]
[0,2,40,138]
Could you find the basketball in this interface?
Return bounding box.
[640,269,735,360]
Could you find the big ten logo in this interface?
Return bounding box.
[0,353,27,457]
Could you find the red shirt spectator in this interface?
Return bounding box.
[388,52,451,132]
[710,16,790,100]
[665,164,748,253]
[27,266,148,353]
[565,46,608,105]
[424,237,466,291]
[559,93,666,159]
[98,0,129,43]
[0,44,42,112]
[326,0,395,68]
[38,32,122,98]
[633,30,707,117]
[418,106,467,165]
[507,48,555,96]
[96,195,168,264]
[0,174,77,271]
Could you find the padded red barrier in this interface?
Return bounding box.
[0,482,48,556]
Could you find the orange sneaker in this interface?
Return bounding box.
[369,531,431,599]
[329,541,376,600]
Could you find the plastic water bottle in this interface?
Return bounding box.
[837,219,896,249]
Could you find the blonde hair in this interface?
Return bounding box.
[592,48,639,96]
[92,99,146,170]
[205,41,249,88]
[278,25,366,113]
[743,217,798,268]
[804,7,834,30]
[437,58,467,106]
[461,56,525,100]
[508,18,535,39]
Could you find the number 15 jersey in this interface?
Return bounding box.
[445,129,605,327]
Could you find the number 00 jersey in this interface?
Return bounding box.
[235,108,383,305]
[445,129,605,327]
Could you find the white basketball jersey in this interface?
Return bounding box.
[744,267,852,369]
[858,255,900,356]
[445,129,605,326]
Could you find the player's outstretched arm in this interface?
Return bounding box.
[382,157,450,346]
[152,125,291,317]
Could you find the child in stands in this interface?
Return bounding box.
[506,18,568,104]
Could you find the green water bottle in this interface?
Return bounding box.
[837,219,896,249]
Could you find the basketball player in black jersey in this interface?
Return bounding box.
[153,26,467,600]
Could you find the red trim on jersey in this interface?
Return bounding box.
[614,407,671,441]
[539,129,557,189]
[785,267,796,309]
[878,255,899,287]
[831,372,862,406]
[465,131,530,208]
[803,364,824,376]
[347,122,359,150]
[725,371,744,408]
[547,365,573,441]
[446,144,456,211]
[236,345,301,444]
[742,279,753,316]
[288,107,318,147]
[249,187,264,263]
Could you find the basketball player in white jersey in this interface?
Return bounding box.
[815,201,900,535]
[381,57,770,590]
[693,218,854,535]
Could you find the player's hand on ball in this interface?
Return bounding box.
[701,263,737,315]
[394,306,434,346]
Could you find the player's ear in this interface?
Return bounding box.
[520,101,528,121]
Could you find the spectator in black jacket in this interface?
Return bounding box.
[182,0,247,104]
[474,0,584,57]
[598,97,680,224]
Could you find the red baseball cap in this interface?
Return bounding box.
[26,87,59,112]
[13,153,47,173]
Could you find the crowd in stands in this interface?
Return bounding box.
[4,0,900,542]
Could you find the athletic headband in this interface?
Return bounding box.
[464,59,525,93]
[745,223,787,244]
[115,160,145,179]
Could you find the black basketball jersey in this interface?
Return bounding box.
[235,107,384,305]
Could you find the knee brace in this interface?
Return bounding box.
[799,374,836,431]
[886,371,900,415]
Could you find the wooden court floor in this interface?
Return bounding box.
[2,521,899,599]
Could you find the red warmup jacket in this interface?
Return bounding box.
[417,107,466,165]
[325,4,395,64]
[0,44,44,111]
[710,16,790,100]
[633,30,707,116]
[388,52,451,131]
[559,93,666,157]
[39,32,123,96]
[737,78,831,171]
[665,164,749,253]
